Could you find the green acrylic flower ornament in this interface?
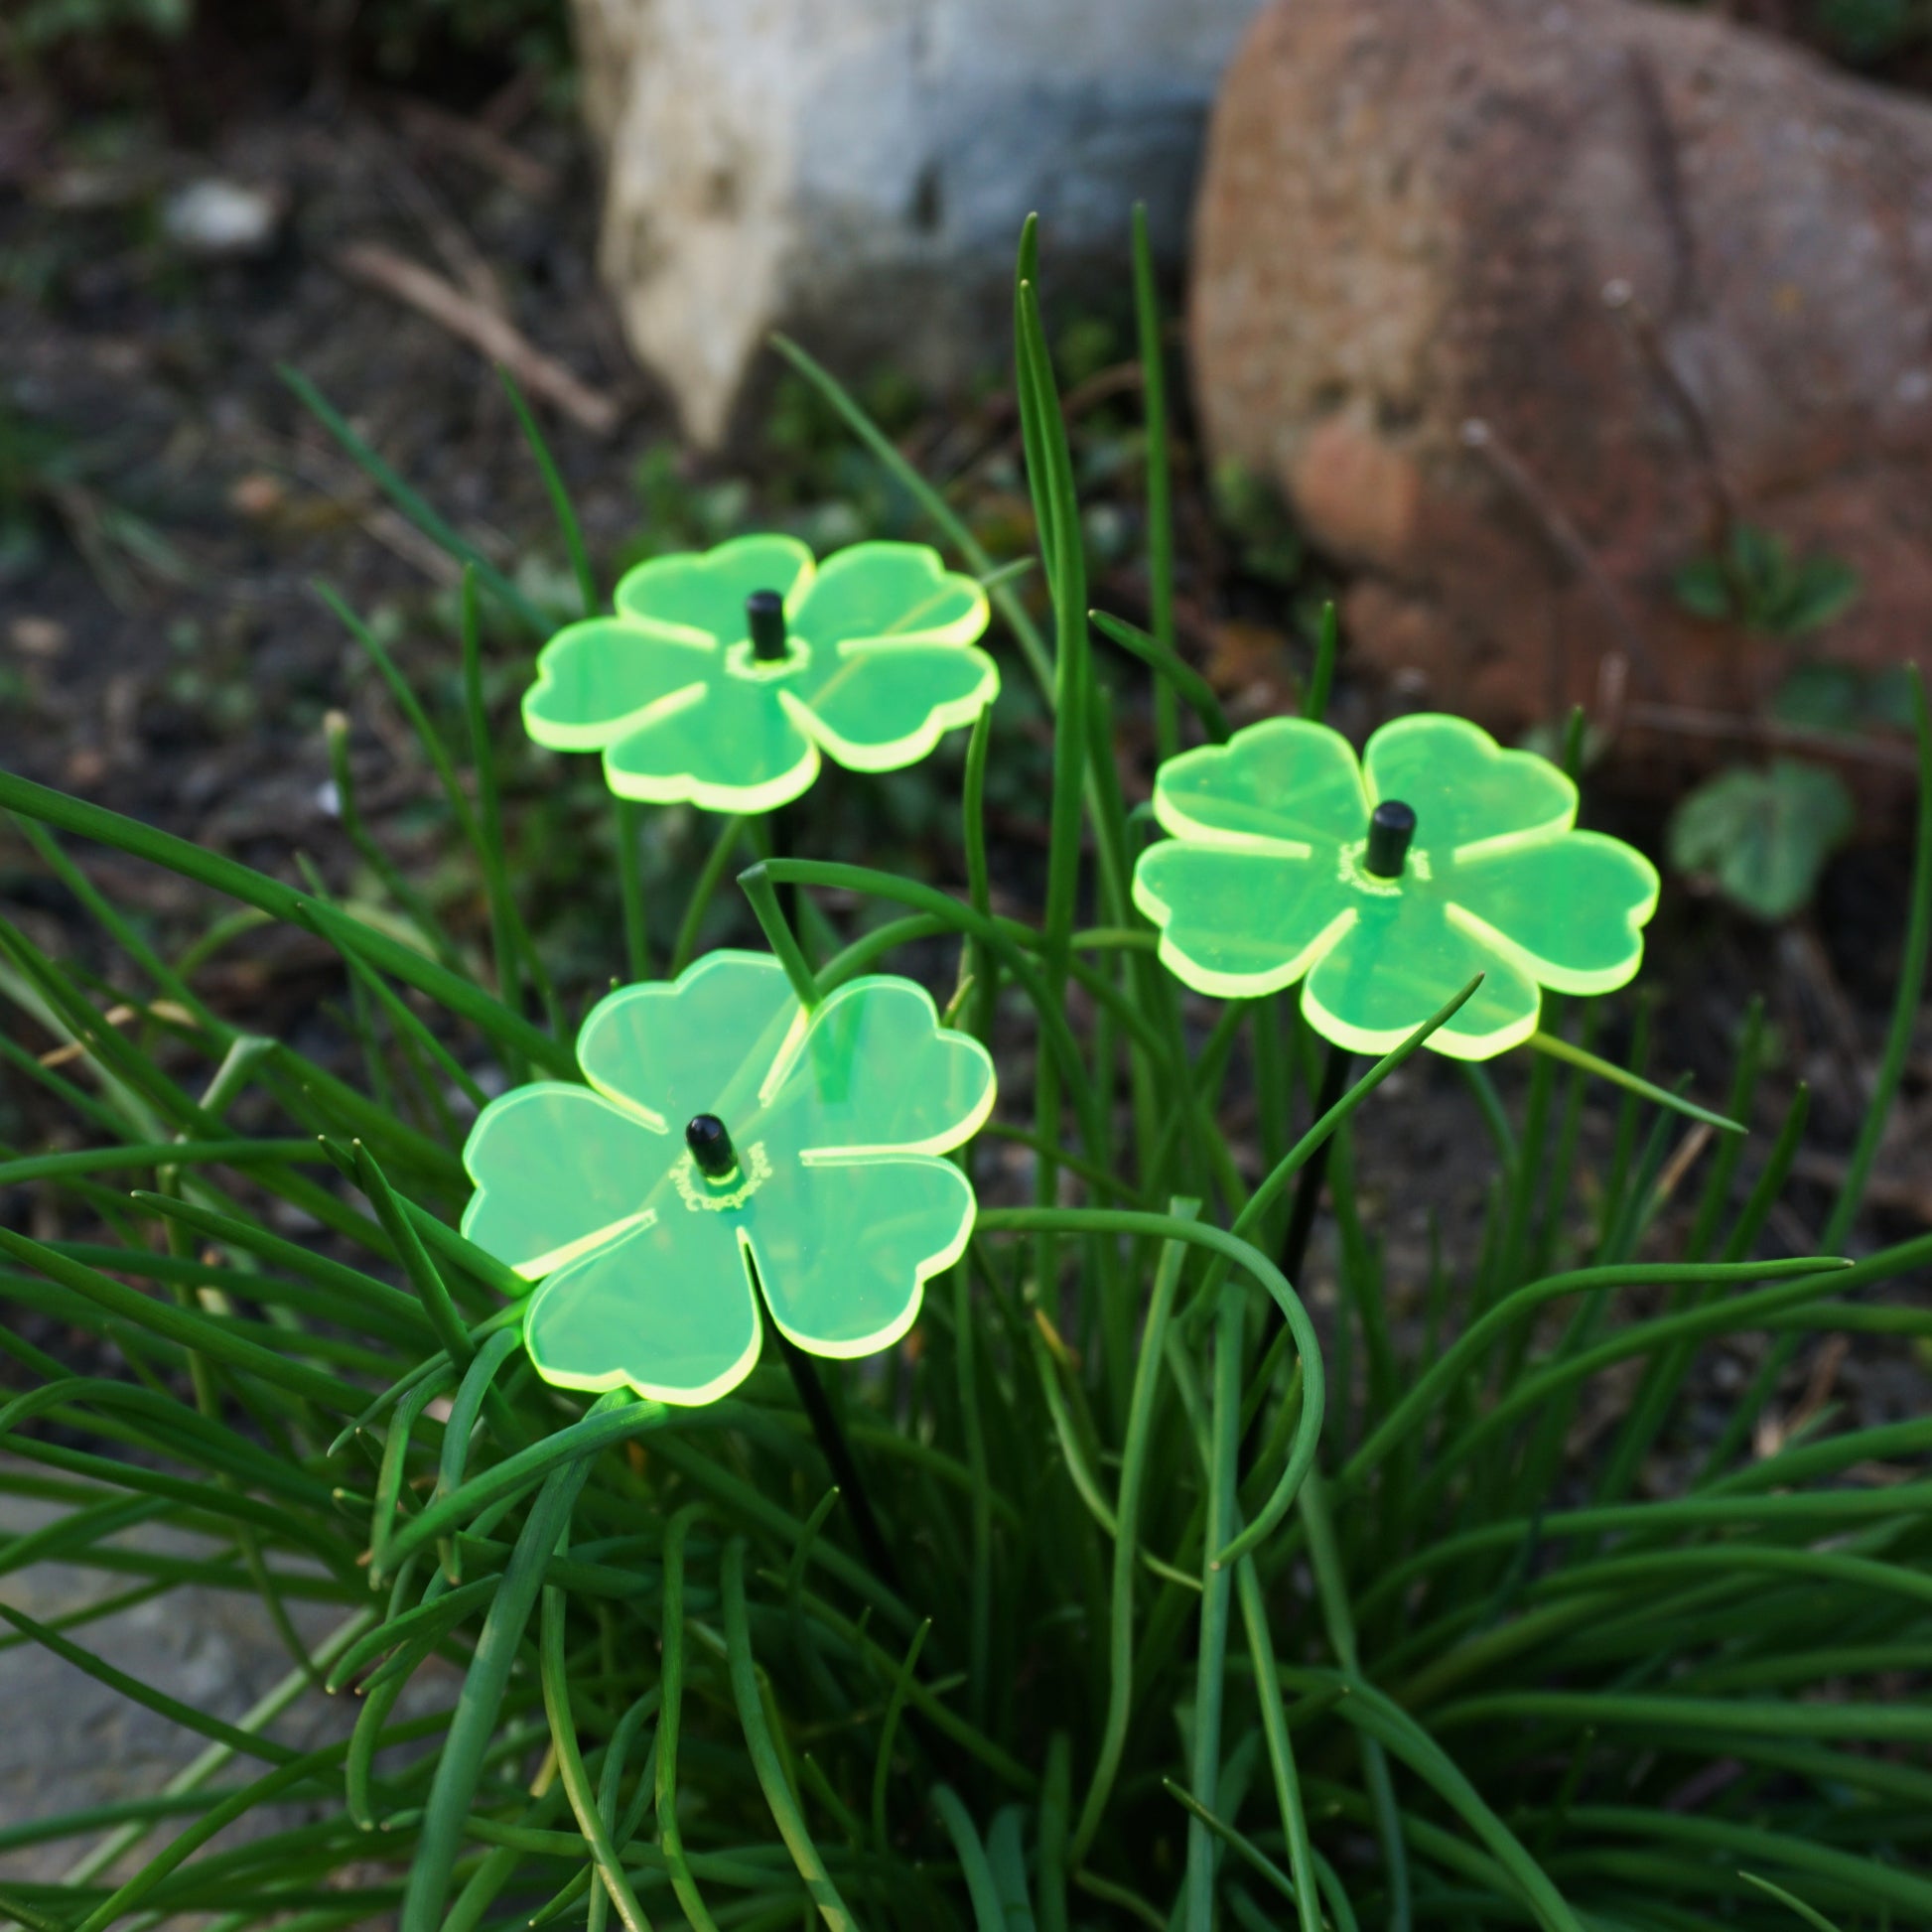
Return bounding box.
[460,951,996,1405]
[522,534,998,812]
[1133,713,1659,1060]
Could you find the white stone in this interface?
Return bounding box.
[162,179,284,258]
[571,0,1266,445]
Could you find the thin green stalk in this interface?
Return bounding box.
[1071,1201,1197,1864]
[1183,1281,1245,1931]
[719,1540,855,1930]
[0,766,571,1074]
[1302,604,1337,723]
[615,796,652,981]
[540,1558,655,1932]
[1299,1475,1409,1932]
[499,365,597,615]
[1131,201,1178,762]
[279,365,543,628]
[399,1434,604,1932]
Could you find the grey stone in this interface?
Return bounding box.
[570,0,1268,444]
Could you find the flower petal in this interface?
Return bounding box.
[522,618,714,750]
[744,1154,974,1358]
[522,1208,761,1405]
[1302,894,1542,1061]
[786,640,999,772]
[614,534,816,644]
[786,541,989,647]
[577,953,799,1129]
[462,1083,669,1281]
[1363,715,1574,858]
[1153,719,1368,851]
[1445,831,1660,995]
[1133,841,1354,998]
[601,668,820,812]
[759,977,995,1158]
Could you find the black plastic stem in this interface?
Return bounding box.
[1280,1038,1355,1289]
[1365,799,1417,879]
[768,1314,904,1599]
[746,589,788,662]
[1241,1035,1354,1470]
[685,1113,737,1179]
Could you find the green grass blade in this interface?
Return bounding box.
[0,766,571,1074]
[398,1436,602,1932]
[657,1506,725,1932]
[1129,202,1177,761]
[1089,611,1228,744]
[278,364,542,627]
[932,1784,1007,1932]
[1524,1030,1743,1135]
[720,1538,855,1930]
[499,365,597,616]
[1302,604,1337,724]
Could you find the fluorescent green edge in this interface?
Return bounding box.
[516,1211,656,1281]
[1151,717,1364,849]
[790,541,992,646]
[621,531,816,622]
[1301,974,1540,1063]
[751,1162,978,1364]
[600,735,823,814]
[523,667,711,755]
[1368,713,1578,852]
[756,973,998,1155]
[1130,857,1357,1001]
[781,645,1001,776]
[576,950,786,1121]
[522,1263,766,1408]
[459,1082,673,1282]
[1445,858,1661,1000]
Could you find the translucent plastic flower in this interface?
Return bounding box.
[1132,713,1659,1060]
[522,534,997,812]
[461,952,996,1405]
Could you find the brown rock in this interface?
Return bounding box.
[1189,0,1932,736]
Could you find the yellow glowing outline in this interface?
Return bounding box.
[600,721,823,814]
[578,951,790,1119]
[521,644,713,754]
[1299,974,1544,1062]
[1132,850,1358,998]
[787,541,991,647]
[460,1081,668,1284]
[1365,713,1578,857]
[615,531,816,629]
[1443,835,1661,997]
[515,1211,657,1281]
[474,950,998,1398]
[1152,717,1366,850]
[534,538,994,810]
[779,643,1001,775]
[747,1161,978,1363]
[756,973,997,1156]
[522,1239,766,1408]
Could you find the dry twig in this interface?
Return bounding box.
[333,241,621,437]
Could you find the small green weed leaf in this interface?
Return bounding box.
[1672,554,1733,622]
[1667,759,1856,921]
[1774,553,1862,635]
[1771,663,1864,734]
